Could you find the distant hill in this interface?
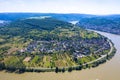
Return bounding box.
[0,13,95,21]
[0,13,120,34]
[77,16,120,35]
[9,17,73,30]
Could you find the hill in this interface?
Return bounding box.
[10,17,72,30]
[0,13,120,35]
[77,16,120,35]
[0,13,95,21]
[0,17,112,72]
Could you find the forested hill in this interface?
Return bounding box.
[0,17,73,37]
[0,13,120,35]
[8,17,73,30]
[77,16,120,35]
[0,13,95,21]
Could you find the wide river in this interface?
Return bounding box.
[0,30,120,80]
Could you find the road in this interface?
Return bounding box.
[84,39,113,65]
[26,39,114,70]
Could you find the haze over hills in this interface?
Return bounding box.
[0,13,120,35]
[0,13,96,21]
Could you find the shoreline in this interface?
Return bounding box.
[24,38,116,72]
[0,30,116,73]
[0,30,119,80]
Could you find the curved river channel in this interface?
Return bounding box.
[0,30,120,80]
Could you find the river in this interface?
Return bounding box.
[0,30,120,80]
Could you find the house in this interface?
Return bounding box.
[20,48,27,53]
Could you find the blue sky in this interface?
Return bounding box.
[0,0,120,15]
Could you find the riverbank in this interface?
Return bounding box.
[0,30,116,73]
[24,39,116,73]
[0,30,120,80]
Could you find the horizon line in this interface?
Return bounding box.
[0,12,120,16]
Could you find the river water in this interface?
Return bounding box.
[0,30,120,80]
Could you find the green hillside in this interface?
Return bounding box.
[0,17,112,72]
[10,17,73,30]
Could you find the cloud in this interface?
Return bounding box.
[0,0,120,14]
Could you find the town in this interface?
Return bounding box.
[20,36,110,59]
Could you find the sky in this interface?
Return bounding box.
[0,0,120,15]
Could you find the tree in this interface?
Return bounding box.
[55,67,59,73]
[76,65,82,70]
[0,62,5,70]
[62,68,65,73]
[106,53,109,60]
[68,67,72,72]
[73,57,78,62]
